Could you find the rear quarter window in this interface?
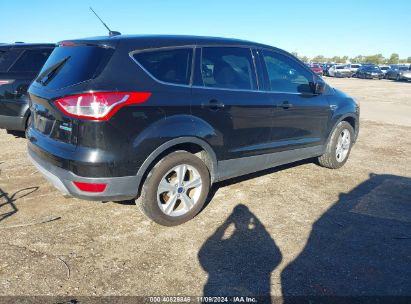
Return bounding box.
[132,48,193,85]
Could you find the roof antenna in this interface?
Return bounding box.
[89,7,121,37]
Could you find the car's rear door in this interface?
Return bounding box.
[259,49,331,153]
[190,46,274,176]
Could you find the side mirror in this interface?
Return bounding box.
[314,82,325,94]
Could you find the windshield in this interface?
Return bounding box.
[399,66,408,71]
[336,66,347,70]
[364,66,380,71]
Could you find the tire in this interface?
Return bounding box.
[24,114,31,138]
[318,121,354,169]
[137,151,210,226]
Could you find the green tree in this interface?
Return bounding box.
[407,57,411,63]
[365,54,384,64]
[312,55,326,63]
[388,53,399,64]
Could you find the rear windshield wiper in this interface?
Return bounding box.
[36,56,71,86]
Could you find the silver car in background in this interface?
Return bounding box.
[328,65,352,78]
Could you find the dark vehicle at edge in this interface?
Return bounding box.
[356,65,384,79]
[0,43,54,131]
[27,35,360,226]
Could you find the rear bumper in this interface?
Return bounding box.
[0,114,26,131]
[28,147,140,201]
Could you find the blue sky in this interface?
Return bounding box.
[2,0,411,58]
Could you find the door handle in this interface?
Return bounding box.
[280,100,293,109]
[202,99,225,111]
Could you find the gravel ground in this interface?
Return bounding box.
[0,77,410,298]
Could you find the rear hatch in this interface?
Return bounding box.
[28,41,115,149]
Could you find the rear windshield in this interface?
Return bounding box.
[35,45,113,89]
[0,48,23,72]
[9,48,52,72]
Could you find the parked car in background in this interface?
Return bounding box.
[309,64,323,76]
[379,65,390,76]
[328,65,352,78]
[385,65,410,81]
[27,35,359,226]
[347,63,361,77]
[322,63,335,76]
[0,43,54,131]
[356,65,384,79]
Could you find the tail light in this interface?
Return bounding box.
[73,181,107,193]
[54,91,151,120]
[0,80,14,86]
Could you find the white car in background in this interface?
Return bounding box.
[328,65,352,78]
[347,64,362,77]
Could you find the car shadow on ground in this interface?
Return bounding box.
[198,173,411,301]
[281,173,411,300]
[0,187,39,223]
[6,130,26,138]
[198,204,282,298]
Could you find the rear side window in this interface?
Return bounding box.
[132,48,193,85]
[262,51,313,94]
[201,47,256,90]
[36,46,113,90]
[9,48,52,72]
[0,49,23,72]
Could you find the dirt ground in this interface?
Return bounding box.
[1,78,411,299]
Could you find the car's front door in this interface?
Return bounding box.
[190,46,274,177]
[259,50,331,154]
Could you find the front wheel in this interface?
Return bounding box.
[137,151,211,226]
[318,121,354,169]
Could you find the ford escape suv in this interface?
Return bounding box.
[0,43,54,131]
[27,35,359,226]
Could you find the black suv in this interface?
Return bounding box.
[27,35,359,226]
[0,43,54,131]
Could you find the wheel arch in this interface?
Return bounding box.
[327,113,359,144]
[135,137,218,197]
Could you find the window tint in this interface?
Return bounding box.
[262,51,313,94]
[9,49,52,72]
[36,46,113,90]
[133,48,193,85]
[201,47,256,90]
[0,49,23,72]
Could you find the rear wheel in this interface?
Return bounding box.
[318,121,354,169]
[137,151,210,226]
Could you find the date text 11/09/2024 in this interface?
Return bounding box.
[148,296,258,302]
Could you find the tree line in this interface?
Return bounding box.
[291,52,411,64]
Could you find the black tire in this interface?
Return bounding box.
[137,151,210,226]
[318,121,354,169]
[24,114,31,138]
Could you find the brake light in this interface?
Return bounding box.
[73,181,107,193]
[0,80,14,86]
[54,92,151,120]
